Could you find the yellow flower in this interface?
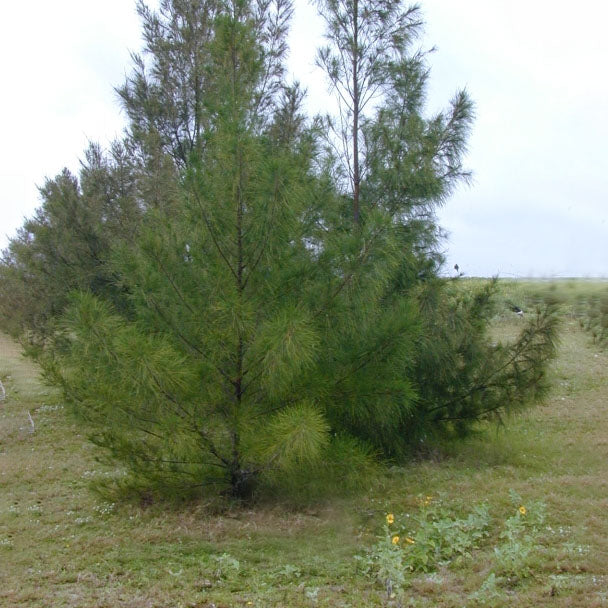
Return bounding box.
[519,505,527,515]
[405,537,415,544]
[386,513,395,525]
[392,535,400,545]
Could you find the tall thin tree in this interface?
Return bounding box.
[315,0,421,223]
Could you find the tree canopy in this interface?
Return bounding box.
[0,0,558,501]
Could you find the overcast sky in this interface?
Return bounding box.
[1,0,606,277]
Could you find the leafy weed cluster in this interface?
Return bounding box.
[359,491,548,600]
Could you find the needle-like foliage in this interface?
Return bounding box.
[0,0,559,501]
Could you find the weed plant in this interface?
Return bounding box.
[359,491,551,601]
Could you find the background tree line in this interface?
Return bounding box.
[0,0,558,500]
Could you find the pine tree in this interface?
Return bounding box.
[43,0,425,498]
[0,143,139,339]
[408,279,559,445]
[2,0,559,501]
[117,0,294,166]
[315,0,422,224]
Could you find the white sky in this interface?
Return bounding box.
[1,0,607,277]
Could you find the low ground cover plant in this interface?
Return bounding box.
[359,491,550,600]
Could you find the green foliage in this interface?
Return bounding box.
[258,434,380,501]
[468,572,502,605]
[491,490,547,581]
[405,500,491,570]
[355,530,407,597]
[469,494,548,603]
[39,0,424,499]
[258,402,331,470]
[211,553,241,580]
[0,0,560,502]
[360,492,547,598]
[315,0,425,223]
[0,144,139,338]
[358,497,491,594]
[408,279,560,446]
[580,288,608,348]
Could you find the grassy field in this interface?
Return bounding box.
[1,280,607,607]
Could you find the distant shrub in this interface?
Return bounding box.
[580,289,608,348]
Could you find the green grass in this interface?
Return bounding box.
[481,277,608,320]
[1,280,608,607]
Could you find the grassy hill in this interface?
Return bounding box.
[1,281,607,607]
